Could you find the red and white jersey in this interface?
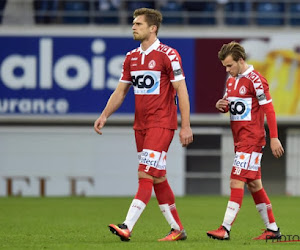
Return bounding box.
[120,39,185,130]
[224,65,272,147]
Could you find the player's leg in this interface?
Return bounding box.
[154,177,187,241]
[123,174,153,229]
[207,147,254,240]
[248,179,281,240]
[222,179,245,231]
[109,175,153,241]
[109,129,154,241]
[137,127,185,241]
[207,178,245,240]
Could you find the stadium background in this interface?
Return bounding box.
[1,0,300,197]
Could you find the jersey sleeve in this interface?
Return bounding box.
[261,102,278,138]
[119,52,132,84]
[165,48,185,82]
[256,76,278,138]
[254,76,272,105]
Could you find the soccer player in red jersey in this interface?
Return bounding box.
[94,8,193,242]
[207,41,284,241]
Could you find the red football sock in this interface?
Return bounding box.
[222,188,244,231]
[230,188,244,205]
[123,178,153,231]
[252,188,275,224]
[154,180,183,230]
[134,178,153,205]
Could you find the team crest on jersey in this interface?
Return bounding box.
[239,86,246,95]
[148,60,156,69]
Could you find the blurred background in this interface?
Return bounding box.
[0,0,300,197]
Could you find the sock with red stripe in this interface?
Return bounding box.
[154,180,183,231]
[123,178,153,232]
[222,188,244,231]
[251,188,278,231]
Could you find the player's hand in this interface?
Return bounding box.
[216,98,229,113]
[179,126,193,147]
[270,138,284,158]
[94,115,107,135]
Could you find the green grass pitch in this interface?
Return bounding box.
[0,196,299,249]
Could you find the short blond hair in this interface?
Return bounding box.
[133,8,163,35]
[218,41,247,62]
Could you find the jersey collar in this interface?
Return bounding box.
[237,65,254,79]
[138,39,160,55]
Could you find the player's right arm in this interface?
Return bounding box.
[94,82,131,135]
[216,92,229,113]
[216,98,229,113]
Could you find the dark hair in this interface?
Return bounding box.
[133,8,163,35]
[218,41,247,61]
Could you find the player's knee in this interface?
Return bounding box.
[138,171,153,180]
[230,179,245,189]
[247,181,262,193]
[153,176,166,185]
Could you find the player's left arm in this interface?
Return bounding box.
[261,103,284,158]
[172,79,193,147]
[259,80,284,158]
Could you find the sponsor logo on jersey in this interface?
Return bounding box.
[173,68,182,76]
[171,61,184,81]
[131,70,161,95]
[228,97,252,121]
[255,84,263,90]
[156,44,179,62]
[246,72,266,98]
[148,60,156,69]
[247,71,262,85]
[257,93,266,101]
[255,84,265,99]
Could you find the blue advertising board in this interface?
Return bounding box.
[0,36,195,115]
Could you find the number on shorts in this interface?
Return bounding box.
[145,165,150,172]
[233,167,241,175]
